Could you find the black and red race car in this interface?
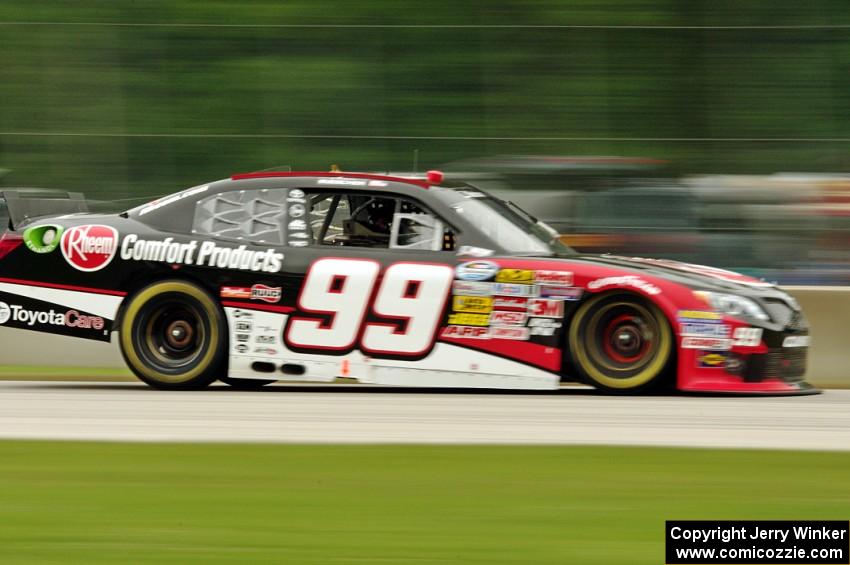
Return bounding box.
[0,170,813,394]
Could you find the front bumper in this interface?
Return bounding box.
[676,308,816,395]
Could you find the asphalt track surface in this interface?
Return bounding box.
[0,381,848,450]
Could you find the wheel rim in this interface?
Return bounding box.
[137,298,208,372]
[601,313,653,365]
[587,302,660,374]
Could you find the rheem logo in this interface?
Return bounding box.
[60,225,119,272]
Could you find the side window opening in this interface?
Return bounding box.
[193,189,287,244]
[307,191,455,250]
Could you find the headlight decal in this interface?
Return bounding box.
[692,291,770,322]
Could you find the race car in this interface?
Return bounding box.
[0,170,813,394]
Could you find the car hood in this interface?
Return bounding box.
[517,253,792,298]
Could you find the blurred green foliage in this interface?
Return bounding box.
[1,1,850,199]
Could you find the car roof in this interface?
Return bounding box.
[127,170,464,232]
[228,171,436,190]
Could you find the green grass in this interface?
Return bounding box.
[0,443,847,564]
[0,365,133,381]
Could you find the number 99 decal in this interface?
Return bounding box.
[284,258,454,358]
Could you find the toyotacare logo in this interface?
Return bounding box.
[0,303,104,329]
[60,225,119,272]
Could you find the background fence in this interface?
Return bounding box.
[2,2,850,200]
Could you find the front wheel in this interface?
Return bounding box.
[568,292,673,394]
[119,280,226,390]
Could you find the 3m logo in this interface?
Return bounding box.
[60,225,119,272]
[528,299,564,318]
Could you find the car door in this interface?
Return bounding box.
[279,188,459,384]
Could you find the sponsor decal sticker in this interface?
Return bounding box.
[528,318,562,336]
[223,284,281,303]
[493,296,528,311]
[732,327,763,347]
[535,270,574,285]
[452,296,494,313]
[250,284,282,303]
[528,299,565,318]
[235,343,249,353]
[290,241,309,247]
[254,347,278,355]
[587,275,661,295]
[288,219,307,231]
[288,189,306,200]
[317,178,367,186]
[289,203,306,218]
[60,225,119,272]
[492,283,538,297]
[495,269,534,284]
[221,287,251,299]
[680,323,731,338]
[697,351,727,368]
[456,245,493,258]
[783,335,810,348]
[447,313,490,326]
[23,224,64,254]
[122,235,284,273]
[491,326,530,340]
[232,309,253,319]
[678,310,723,323]
[441,325,490,339]
[235,321,252,332]
[452,281,493,296]
[489,311,526,326]
[455,260,499,281]
[235,334,251,343]
[538,286,582,300]
[0,302,104,330]
[681,337,732,351]
[256,335,276,344]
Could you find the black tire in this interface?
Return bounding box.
[568,292,674,394]
[219,376,277,389]
[119,280,226,390]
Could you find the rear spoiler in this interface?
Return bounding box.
[0,189,88,230]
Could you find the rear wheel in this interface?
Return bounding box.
[568,293,673,394]
[119,280,225,390]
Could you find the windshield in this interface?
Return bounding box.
[447,189,574,256]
